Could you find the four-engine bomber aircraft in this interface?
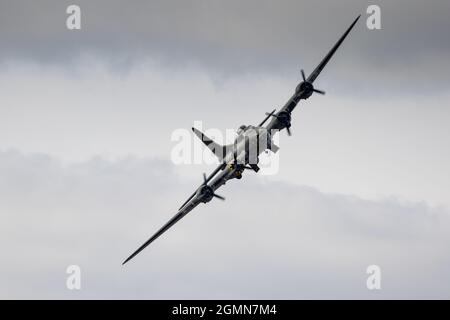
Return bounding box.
[123,15,360,265]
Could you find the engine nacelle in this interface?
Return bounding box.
[275,111,291,129]
[295,81,314,99]
[196,184,214,203]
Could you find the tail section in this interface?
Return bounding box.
[192,127,226,161]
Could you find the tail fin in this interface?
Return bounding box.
[192,127,226,161]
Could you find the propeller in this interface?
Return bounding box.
[200,173,225,201]
[296,69,326,99]
[286,126,292,136]
[265,110,292,136]
[178,163,225,210]
[258,109,277,127]
[301,69,306,82]
[213,193,225,200]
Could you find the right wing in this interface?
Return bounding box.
[123,162,227,265]
[178,162,226,210]
[122,198,201,265]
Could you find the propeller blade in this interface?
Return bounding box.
[313,89,326,95]
[179,163,225,210]
[301,69,306,82]
[203,173,207,184]
[213,193,225,201]
[259,109,277,127]
[286,127,292,136]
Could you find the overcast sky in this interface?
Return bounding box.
[0,0,449,299]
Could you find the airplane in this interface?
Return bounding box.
[123,15,361,265]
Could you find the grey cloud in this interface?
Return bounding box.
[1,150,449,299]
[1,1,450,299]
[0,1,450,94]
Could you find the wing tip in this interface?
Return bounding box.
[122,256,132,266]
[122,249,141,265]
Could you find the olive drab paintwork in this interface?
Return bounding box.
[123,15,360,265]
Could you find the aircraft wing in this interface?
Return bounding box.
[122,196,202,265]
[122,16,360,265]
[306,14,361,85]
[266,15,360,132]
[122,163,227,265]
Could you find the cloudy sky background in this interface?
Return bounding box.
[1,0,449,299]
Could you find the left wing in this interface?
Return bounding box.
[266,15,360,132]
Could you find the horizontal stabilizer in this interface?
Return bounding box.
[270,143,279,153]
[192,127,225,161]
